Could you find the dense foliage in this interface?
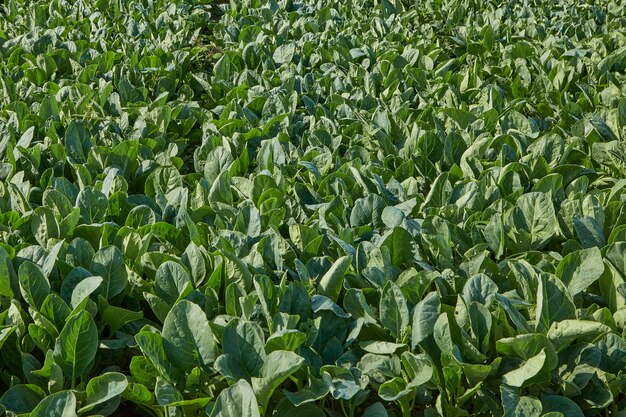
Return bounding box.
[1,0,626,415]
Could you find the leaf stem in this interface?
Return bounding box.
[289,375,302,390]
[340,400,350,417]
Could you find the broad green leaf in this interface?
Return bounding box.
[252,350,304,410]
[102,306,143,334]
[265,330,307,353]
[154,377,183,406]
[402,352,434,387]
[77,187,108,224]
[541,395,584,417]
[362,402,389,417]
[495,293,530,333]
[208,380,260,417]
[462,274,498,306]
[0,246,17,298]
[154,261,191,305]
[32,207,60,247]
[350,194,386,228]
[378,377,412,401]
[123,382,154,406]
[574,216,606,248]
[502,349,550,388]
[283,376,329,406]
[39,293,72,329]
[382,227,414,268]
[254,274,278,323]
[0,384,45,414]
[501,385,542,417]
[536,274,576,333]
[411,292,440,348]
[91,246,127,300]
[135,331,183,383]
[215,319,266,382]
[65,121,91,163]
[496,333,558,370]
[78,372,128,413]
[53,310,98,383]
[510,192,557,250]
[379,281,409,339]
[547,320,611,351]
[359,340,406,354]
[556,247,604,295]
[162,300,217,374]
[321,365,364,400]
[143,293,170,324]
[441,108,477,129]
[31,390,77,417]
[18,261,50,309]
[273,43,296,65]
[317,255,350,301]
[70,276,103,309]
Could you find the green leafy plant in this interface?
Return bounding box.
[1,0,626,416]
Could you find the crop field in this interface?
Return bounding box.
[0,0,626,415]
